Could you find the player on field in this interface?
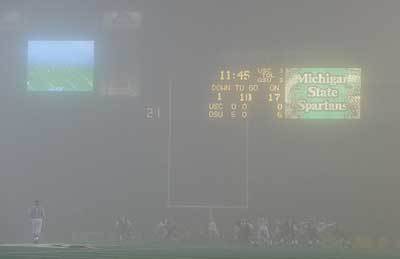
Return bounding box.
[238,219,254,245]
[285,217,298,246]
[156,218,180,241]
[272,218,284,246]
[155,218,168,240]
[256,217,272,247]
[115,216,134,241]
[305,218,320,247]
[29,200,46,244]
[207,217,220,240]
[164,219,180,241]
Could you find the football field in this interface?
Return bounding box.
[27,65,94,92]
[0,243,398,259]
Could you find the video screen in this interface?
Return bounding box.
[27,41,94,92]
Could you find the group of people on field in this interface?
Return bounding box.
[28,200,350,248]
[233,217,350,248]
[150,216,350,248]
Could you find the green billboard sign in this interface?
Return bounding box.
[285,68,361,119]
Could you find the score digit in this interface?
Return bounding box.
[219,70,232,81]
[236,70,251,81]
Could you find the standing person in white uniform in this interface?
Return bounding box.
[257,217,272,247]
[29,200,45,243]
[208,218,220,240]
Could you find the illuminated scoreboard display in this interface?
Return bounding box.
[208,67,361,120]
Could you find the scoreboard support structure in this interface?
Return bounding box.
[167,81,249,210]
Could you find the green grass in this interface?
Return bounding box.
[27,65,94,92]
[0,244,399,259]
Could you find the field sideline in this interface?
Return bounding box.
[0,243,399,259]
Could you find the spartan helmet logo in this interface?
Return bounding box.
[103,11,142,30]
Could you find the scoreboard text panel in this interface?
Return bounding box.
[208,67,361,120]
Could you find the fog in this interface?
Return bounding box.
[0,0,399,242]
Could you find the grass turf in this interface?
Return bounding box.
[0,244,399,259]
[27,65,94,92]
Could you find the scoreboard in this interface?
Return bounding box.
[208,67,361,120]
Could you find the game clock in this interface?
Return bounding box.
[219,70,251,81]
